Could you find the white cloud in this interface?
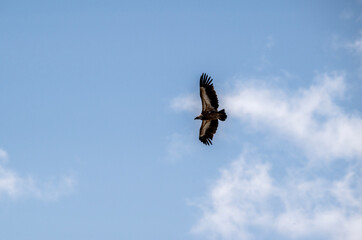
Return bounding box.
[165,133,195,163]
[340,10,354,20]
[170,94,199,113]
[266,35,275,48]
[0,149,75,201]
[346,31,362,70]
[0,148,8,163]
[224,73,362,161]
[193,155,362,240]
[192,157,274,240]
[348,33,362,54]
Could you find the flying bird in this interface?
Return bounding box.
[195,73,227,145]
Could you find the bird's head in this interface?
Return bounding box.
[194,114,203,120]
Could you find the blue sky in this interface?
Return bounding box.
[1,1,362,239]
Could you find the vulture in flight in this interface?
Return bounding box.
[195,73,227,145]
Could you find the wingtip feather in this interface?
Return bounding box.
[200,73,214,87]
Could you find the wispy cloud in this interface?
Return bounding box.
[346,31,362,70]
[192,155,274,240]
[192,155,362,240]
[0,148,8,163]
[0,148,75,201]
[347,32,362,54]
[266,35,275,49]
[340,9,354,20]
[225,73,362,161]
[170,94,199,113]
[165,133,195,163]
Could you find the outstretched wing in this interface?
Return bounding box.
[199,120,219,145]
[200,73,219,112]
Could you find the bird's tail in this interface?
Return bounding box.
[218,109,227,121]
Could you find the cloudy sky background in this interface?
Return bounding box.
[1,0,362,239]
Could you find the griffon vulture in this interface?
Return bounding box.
[194,73,227,145]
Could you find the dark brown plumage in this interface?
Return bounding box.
[194,73,227,145]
